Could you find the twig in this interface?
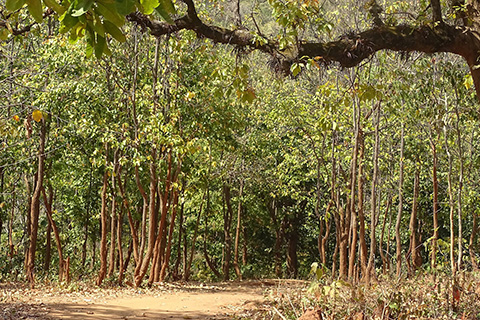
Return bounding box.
[273,306,287,320]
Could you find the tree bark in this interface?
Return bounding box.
[222,183,234,281]
[366,103,380,283]
[41,185,65,282]
[96,154,109,286]
[233,179,244,280]
[395,122,405,278]
[25,118,46,288]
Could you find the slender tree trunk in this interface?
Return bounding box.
[366,103,380,283]
[396,122,405,278]
[159,187,180,281]
[41,185,65,282]
[96,155,109,286]
[8,183,16,259]
[357,128,368,279]
[454,107,464,271]
[233,179,244,280]
[26,118,46,288]
[117,167,140,265]
[108,150,119,278]
[408,163,421,275]
[134,150,158,287]
[347,103,360,280]
[222,183,234,281]
[203,190,222,279]
[444,123,456,274]
[429,132,439,272]
[379,196,391,274]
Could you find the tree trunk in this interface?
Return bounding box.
[408,163,422,275]
[379,196,391,274]
[134,150,158,287]
[454,107,464,271]
[366,102,380,283]
[347,103,360,280]
[159,186,180,281]
[222,183,234,281]
[41,185,65,282]
[96,155,110,286]
[233,179,244,280]
[444,120,456,274]
[395,122,405,278]
[429,131,440,272]
[26,118,46,288]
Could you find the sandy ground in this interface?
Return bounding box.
[0,280,292,320]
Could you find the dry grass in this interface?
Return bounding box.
[252,271,480,320]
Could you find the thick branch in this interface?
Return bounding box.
[431,0,443,22]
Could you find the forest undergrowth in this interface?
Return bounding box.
[253,271,480,320]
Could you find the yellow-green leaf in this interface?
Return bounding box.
[27,0,44,23]
[6,0,26,11]
[42,0,65,14]
[103,20,126,42]
[140,0,158,15]
[95,2,124,27]
[32,110,43,122]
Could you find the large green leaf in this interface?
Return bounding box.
[140,0,158,15]
[27,0,43,23]
[71,0,93,17]
[95,2,124,27]
[43,0,65,14]
[95,34,106,59]
[6,0,26,11]
[103,20,125,42]
[115,0,135,16]
[155,0,175,22]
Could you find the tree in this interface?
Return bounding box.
[2,0,479,99]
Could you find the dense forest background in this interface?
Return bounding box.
[0,0,479,291]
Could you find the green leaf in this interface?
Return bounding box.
[95,34,106,59]
[92,14,105,37]
[103,20,125,42]
[140,0,158,15]
[71,0,93,16]
[115,0,135,16]
[0,28,10,41]
[43,0,65,14]
[155,0,175,22]
[290,63,301,77]
[95,2,125,27]
[6,0,26,11]
[27,0,44,23]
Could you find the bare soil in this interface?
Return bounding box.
[0,280,306,320]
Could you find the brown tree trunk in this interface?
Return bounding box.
[233,179,244,280]
[41,185,65,282]
[203,191,222,279]
[134,150,158,287]
[395,122,405,278]
[117,166,140,266]
[454,107,464,271]
[357,128,368,279]
[268,199,283,278]
[366,103,380,283]
[26,118,46,288]
[159,187,180,281]
[429,132,439,272]
[222,183,234,281]
[379,196,391,275]
[347,103,360,280]
[444,121,456,274]
[408,163,422,275]
[96,156,109,286]
[107,155,118,278]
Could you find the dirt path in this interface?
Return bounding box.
[1,281,299,320]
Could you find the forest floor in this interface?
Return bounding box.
[0,279,309,320]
